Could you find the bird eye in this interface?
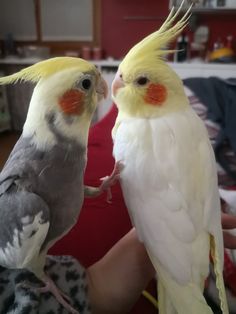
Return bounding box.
[81,78,92,90]
[136,76,149,86]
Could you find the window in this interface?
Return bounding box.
[0,0,100,53]
[41,0,93,41]
[0,0,37,40]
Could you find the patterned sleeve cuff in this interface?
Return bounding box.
[0,255,91,314]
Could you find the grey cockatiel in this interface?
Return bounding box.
[0,57,112,313]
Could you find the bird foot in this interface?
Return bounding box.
[38,274,79,314]
[100,161,124,203]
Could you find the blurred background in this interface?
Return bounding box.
[0,0,235,61]
[0,0,236,132]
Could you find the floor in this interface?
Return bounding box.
[0,131,20,170]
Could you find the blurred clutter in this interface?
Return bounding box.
[65,46,103,60]
[174,23,235,63]
[81,46,102,60]
[175,32,189,62]
[190,25,209,62]
[18,46,50,59]
[208,35,236,63]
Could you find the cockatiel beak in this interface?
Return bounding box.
[112,70,125,97]
[96,76,108,100]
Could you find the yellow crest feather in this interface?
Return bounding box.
[120,0,192,70]
[0,57,95,85]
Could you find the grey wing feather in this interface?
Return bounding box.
[0,176,19,196]
[0,136,30,195]
[0,134,86,270]
[0,185,50,269]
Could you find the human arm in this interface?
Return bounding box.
[87,228,155,314]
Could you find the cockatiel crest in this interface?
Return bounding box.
[112,1,229,314]
[112,2,192,121]
[121,3,191,66]
[0,57,96,84]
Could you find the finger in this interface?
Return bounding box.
[223,231,236,249]
[221,213,236,229]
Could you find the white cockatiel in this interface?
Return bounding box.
[0,57,116,313]
[112,3,229,314]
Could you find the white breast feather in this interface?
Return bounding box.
[113,107,221,285]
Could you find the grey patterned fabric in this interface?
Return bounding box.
[0,256,91,314]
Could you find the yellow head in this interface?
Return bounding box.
[112,2,191,118]
[0,57,108,148]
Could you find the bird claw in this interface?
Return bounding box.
[38,274,80,314]
[100,161,124,203]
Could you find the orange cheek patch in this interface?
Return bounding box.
[59,89,85,115]
[144,83,167,106]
